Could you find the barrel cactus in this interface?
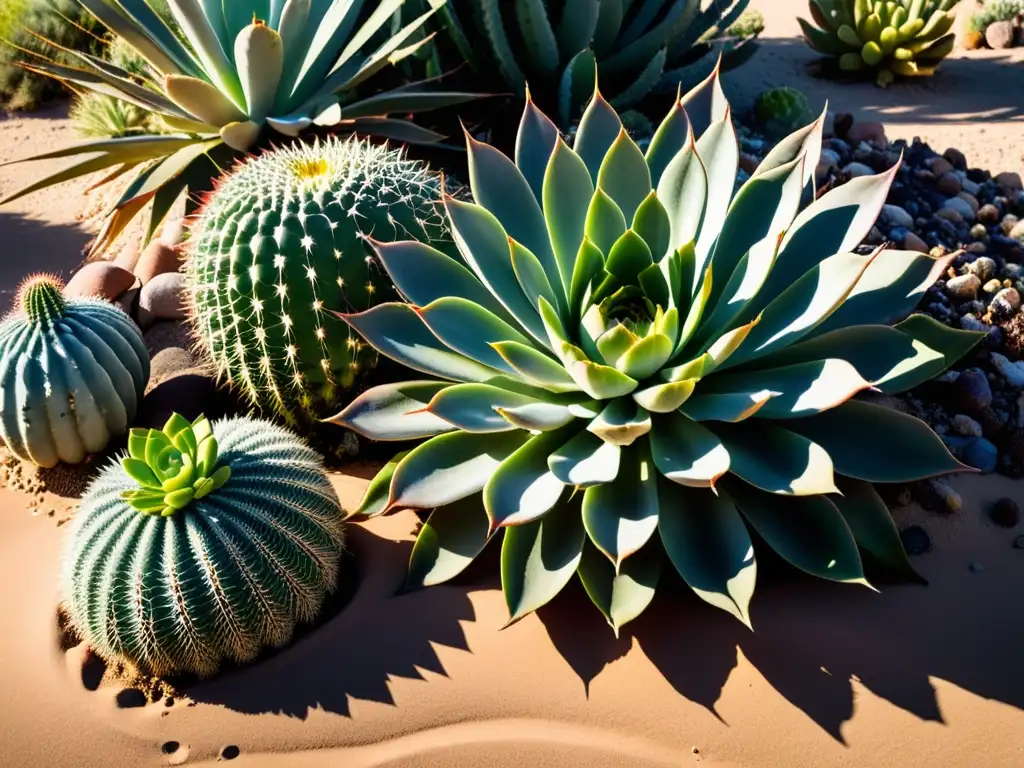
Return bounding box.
[0,274,149,467]
[63,413,345,678]
[329,69,982,634]
[185,136,450,424]
[800,0,961,86]
[754,87,814,139]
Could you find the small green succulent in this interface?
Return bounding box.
[968,1,1024,33]
[120,414,232,516]
[1,0,477,253]
[754,87,814,139]
[800,0,961,87]
[329,69,981,633]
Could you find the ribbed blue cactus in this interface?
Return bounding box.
[0,273,149,467]
[185,136,451,425]
[63,413,346,678]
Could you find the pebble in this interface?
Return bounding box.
[842,162,874,178]
[1010,220,1024,242]
[936,206,964,224]
[929,157,954,176]
[954,369,993,411]
[991,287,1021,317]
[882,204,914,228]
[983,278,1004,294]
[957,192,980,214]
[928,478,962,514]
[139,272,187,324]
[963,438,998,473]
[943,147,967,171]
[903,231,929,253]
[977,203,1000,224]
[962,178,981,196]
[952,414,983,437]
[966,256,997,282]
[960,314,987,332]
[995,171,1023,195]
[134,241,183,286]
[936,172,961,196]
[63,262,137,303]
[899,525,931,555]
[970,223,988,240]
[990,352,1024,387]
[1002,214,1020,236]
[945,273,980,299]
[847,121,887,147]
[942,196,976,222]
[986,20,1017,49]
[990,498,1020,528]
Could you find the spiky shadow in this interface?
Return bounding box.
[184,522,474,719]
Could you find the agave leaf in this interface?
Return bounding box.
[608,43,667,110]
[78,0,197,77]
[390,430,530,510]
[342,303,504,383]
[605,229,654,285]
[405,497,493,589]
[122,457,161,489]
[724,479,869,586]
[569,239,607,320]
[832,476,924,583]
[646,90,691,186]
[480,0,527,93]
[721,251,880,369]
[678,61,728,141]
[582,440,660,569]
[416,297,540,375]
[692,111,738,283]
[574,88,623,181]
[235,22,285,122]
[165,74,248,126]
[326,381,452,439]
[658,479,755,627]
[680,389,776,423]
[544,138,596,296]
[290,0,370,103]
[445,199,549,345]
[339,88,483,119]
[616,333,673,380]
[649,412,730,488]
[548,430,622,486]
[515,0,560,73]
[485,425,578,528]
[754,106,825,188]
[811,249,954,336]
[516,93,560,203]
[502,498,586,623]
[497,401,581,431]
[492,341,581,392]
[584,188,628,256]
[373,240,515,323]
[510,239,560,313]
[352,450,410,518]
[426,382,541,433]
[165,0,244,109]
[656,134,707,258]
[596,129,653,222]
[710,420,838,496]
[704,359,872,419]
[466,135,564,310]
[561,345,639,400]
[557,0,602,55]
[786,401,968,482]
[577,538,662,636]
[592,0,626,54]
[558,47,598,125]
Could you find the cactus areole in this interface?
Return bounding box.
[120,414,232,517]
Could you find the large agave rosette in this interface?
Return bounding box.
[330,68,980,633]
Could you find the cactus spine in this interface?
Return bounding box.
[0,274,149,467]
[185,137,451,424]
[63,414,346,678]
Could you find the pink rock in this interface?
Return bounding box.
[935,172,962,196]
[63,262,136,303]
[903,232,929,253]
[134,241,184,285]
[995,171,1023,195]
[846,121,887,147]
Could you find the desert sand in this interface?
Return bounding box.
[1,2,1023,767]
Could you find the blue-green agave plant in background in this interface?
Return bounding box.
[329,68,982,634]
[0,0,477,253]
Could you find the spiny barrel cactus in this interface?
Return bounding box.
[0,274,149,467]
[1,0,476,253]
[185,136,451,425]
[401,0,761,124]
[329,69,982,634]
[800,0,961,86]
[63,413,345,678]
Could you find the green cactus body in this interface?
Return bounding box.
[186,137,449,424]
[800,0,961,86]
[0,275,149,467]
[754,87,814,138]
[63,414,346,678]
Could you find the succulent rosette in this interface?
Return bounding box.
[329,68,980,633]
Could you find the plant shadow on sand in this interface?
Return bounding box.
[0,212,89,303]
[183,518,475,719]
[539,534,1024,743]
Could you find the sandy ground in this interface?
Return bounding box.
[0,3,1023,767]
[0,468,1022,768]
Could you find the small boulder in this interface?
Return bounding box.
[1010,219,1024,242]
[928,157,954,176]
[963,437,998,473]
[139,272,187,324]
[990,498,1020,529]
[842,161,874,178]
[954,368,993,411]
[902,231,929,253]
[846,121,887,147]
[943,147,967,171]
[134,241,184,285]
[991,287,1021,318]
[946,273,980,299]
[882,204,914,228]
[952,414,983,437]
[936,171,962,196]
[995,171,1023,196]
[986,20,1017,49]
[977,203,1000,225]
[63,262,136,303]
[991,352,1024,388]
[966,256,997,282]
[941,196,976,222]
